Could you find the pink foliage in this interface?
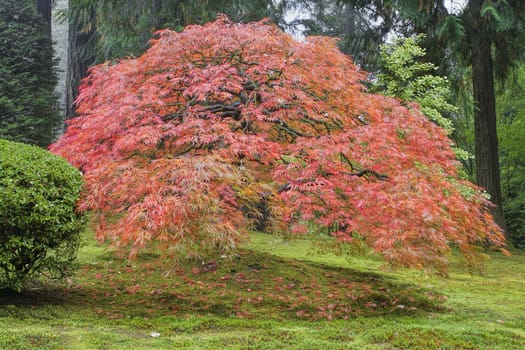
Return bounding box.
[51,16,505,272]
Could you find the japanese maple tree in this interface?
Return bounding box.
[51,15,505,273]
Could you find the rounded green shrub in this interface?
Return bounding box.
[0,139,85,291]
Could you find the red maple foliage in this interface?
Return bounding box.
[51,15,505,273]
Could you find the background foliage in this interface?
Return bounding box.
[372,35,456,134]
[66,0,287,64]
[0,0,60,147]
[498,67,525,247]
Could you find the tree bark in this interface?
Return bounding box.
[51,0,71,133]
[468,0,506,229]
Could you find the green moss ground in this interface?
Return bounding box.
[0,232,523,349]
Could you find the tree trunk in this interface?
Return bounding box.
[468,0,506,229]
[51,0,71,133]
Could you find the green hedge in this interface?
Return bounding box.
[0,139,85,291]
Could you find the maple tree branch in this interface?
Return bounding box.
[162,112,185,122]
[300,116,331,135]
[336,155,387,180]
[350,169,388,181]
[274,119,305,138]
[162,99,200,122]
[243,79,258,91]
[278,169,388,193]
[203,102,242,120]
[204,102,239,112]
[355,114,369,125]
[339,153,354,171]
[261,105,306,138]
[231,119,255,134]
[278,183,292,193]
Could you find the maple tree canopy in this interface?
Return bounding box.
[51,15,505,273]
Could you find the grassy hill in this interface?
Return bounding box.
[1,232,524,349]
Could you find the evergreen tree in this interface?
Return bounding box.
[0,0,60,147]
[497,66,525,246]
[282,0,398,71]
[67,0,286,63]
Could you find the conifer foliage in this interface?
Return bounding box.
[0,0,59,147]
[51,16,505,273]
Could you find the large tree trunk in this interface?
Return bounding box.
[468,0,506,229]
[51,0,71,133]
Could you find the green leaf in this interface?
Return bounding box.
[481,3,502,22]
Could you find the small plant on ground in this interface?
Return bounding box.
[0,139,85,291]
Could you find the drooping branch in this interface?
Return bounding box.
[278,169,388,193]
[204,101,242,119]
[350,169,388,181]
